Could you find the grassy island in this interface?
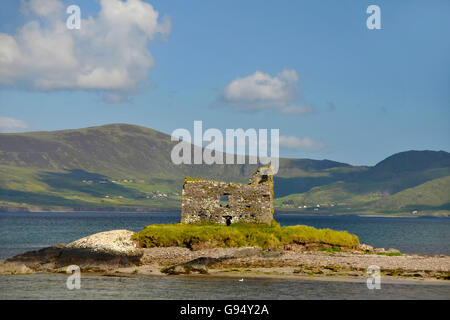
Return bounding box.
[133,221,359,250]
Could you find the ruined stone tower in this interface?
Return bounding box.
[181,165,274,225]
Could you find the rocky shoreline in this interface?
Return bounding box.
[1,230,449,282]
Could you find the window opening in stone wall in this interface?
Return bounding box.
[220,194,229,208]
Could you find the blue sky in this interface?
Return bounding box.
[0,0,449,165]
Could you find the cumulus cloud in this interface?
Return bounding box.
[219,69,314,114]
[0,117,34,133]
[279,135,324,151]
[0,0,170,102]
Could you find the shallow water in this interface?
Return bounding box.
[1,273,449,300]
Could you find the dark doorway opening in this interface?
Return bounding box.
[224,216,232,226]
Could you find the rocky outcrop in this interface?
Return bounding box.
[162,257,215,275]
[65,230,143,258]
[358,244,374,253]
[155,247,449,280]
[160,247,262,275]
[0,262,34,275]
[3,229,448,281]
[4,230,143,272]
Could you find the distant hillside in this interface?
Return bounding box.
[0,124,449,215]
[354,150,450,194]
[0,123,349,182]
[0,124,208,179]
[372,176,450,212]
[371,150,450,174]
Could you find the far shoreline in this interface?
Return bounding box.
[1,209,448,219]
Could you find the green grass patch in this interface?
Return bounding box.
[133,221,359,250]
[376,252,403,256]
[318,246,342,253]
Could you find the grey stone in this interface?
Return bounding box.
[358,244,374,252]
[181,165,274,225]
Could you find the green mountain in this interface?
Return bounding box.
[275,150,450,216]
[372,176,450,212]
[371,150,450,174]
[0,124,448,215]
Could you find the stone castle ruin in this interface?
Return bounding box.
[181,165,274,225]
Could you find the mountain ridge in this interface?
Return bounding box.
[0,123,448,215]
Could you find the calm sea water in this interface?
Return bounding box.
[1,211,449,300]
[1,273,449,300]
[1,211,449,259]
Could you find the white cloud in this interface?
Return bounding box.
[0,117,34,133]
[0,0,170,102]
[223,70,296,104]
[219,69,314,114]
[279,135,324,151]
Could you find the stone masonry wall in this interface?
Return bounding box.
[181,166,274,225]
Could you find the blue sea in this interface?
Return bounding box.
[0,211,449,300]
